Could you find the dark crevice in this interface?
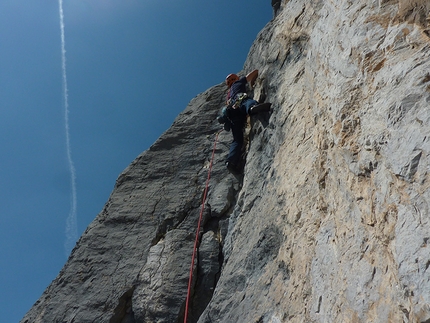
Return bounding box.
[316,296,322,313]
[109,287,136,323]
[272,0,281,17]
[179,179,240,323]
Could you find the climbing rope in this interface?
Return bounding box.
[183,129,222,323]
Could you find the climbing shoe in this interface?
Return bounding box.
[226,161,240,175]
[249,102,272,115]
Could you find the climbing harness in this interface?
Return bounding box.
[183,129,222,323]
[227,92,248,109]
[232,93,248,109]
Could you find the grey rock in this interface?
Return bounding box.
[22,1,430,323]
[21,84,230,323]
[207,177,237,218]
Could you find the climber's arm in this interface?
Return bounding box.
[246,69,259,87]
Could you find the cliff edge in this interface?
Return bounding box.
[22,1,430,322]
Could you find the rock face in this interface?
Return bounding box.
[22,1,430,322]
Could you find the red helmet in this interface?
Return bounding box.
[225,73,239,87]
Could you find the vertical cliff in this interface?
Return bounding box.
[22,1,430,322]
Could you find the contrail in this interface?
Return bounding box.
[59,0,78,256]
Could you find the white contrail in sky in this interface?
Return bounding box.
[59,0,78,256]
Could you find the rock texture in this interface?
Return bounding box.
[22,1,430,322]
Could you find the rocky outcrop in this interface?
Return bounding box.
[21,83,235,323]
[22,1,430,322]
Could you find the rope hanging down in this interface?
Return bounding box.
[183,129,222,323]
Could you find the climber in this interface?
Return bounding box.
[217,69,272,174]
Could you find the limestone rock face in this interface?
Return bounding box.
[22,1,430,322]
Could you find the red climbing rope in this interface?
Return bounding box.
[183,129,222,323]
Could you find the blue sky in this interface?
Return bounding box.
[0,1,272,321]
